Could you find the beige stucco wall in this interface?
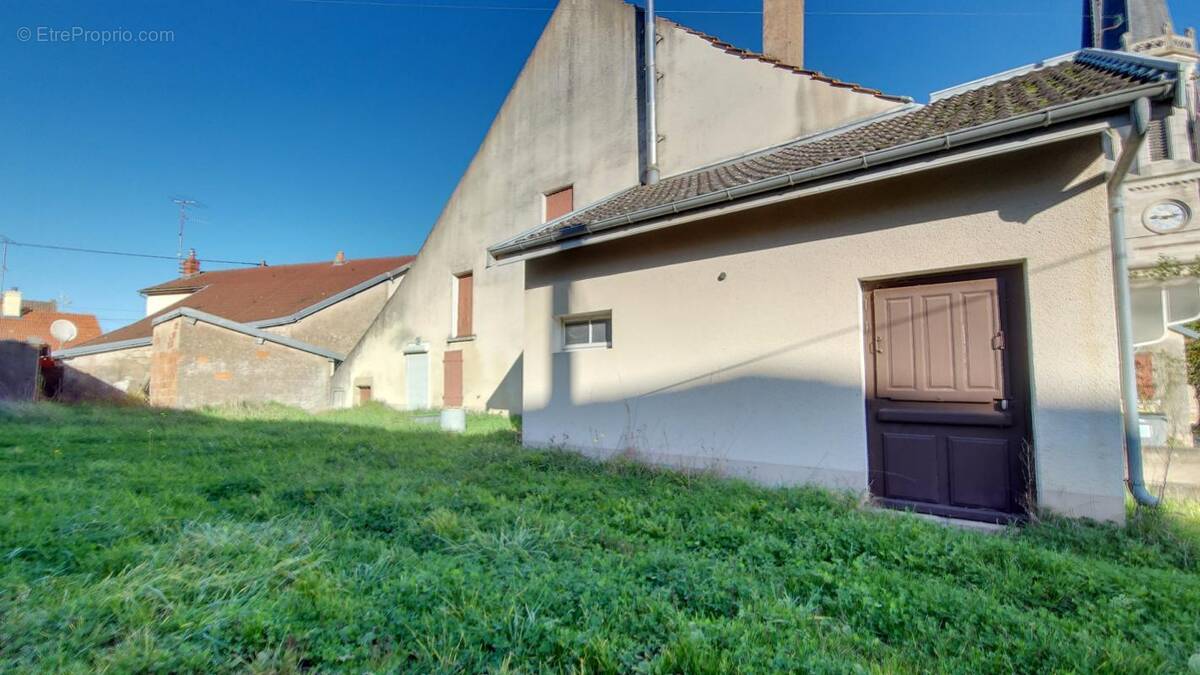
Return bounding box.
[267,278,397,355]
[331,0,642,413]
[150,317,332,411]
[654,19,902,175]
[144,292,193,316]
[332,0,905,413]
[523,137,1127,523]
[60,345,152,401]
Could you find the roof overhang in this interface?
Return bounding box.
[488,113,1147,266]
[140,284,203,296]
[249,263,410,330]
[54,337,153,359]
[489,50,1182,265]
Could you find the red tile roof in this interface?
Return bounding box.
[0,308,102,349]
[79,255,414,349]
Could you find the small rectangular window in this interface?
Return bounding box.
[563,315,611,349]
[358,385,372,404]
[544,186,574,222]
[453,272,473,337]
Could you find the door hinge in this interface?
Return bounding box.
[873,335,885,353]
[992,330,1006,350]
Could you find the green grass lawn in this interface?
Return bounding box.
[2,403,1199,673]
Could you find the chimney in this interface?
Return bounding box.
[180,249,201,278]
[333,250,346,266]
[2,288,21,318]
[763,0,804,68]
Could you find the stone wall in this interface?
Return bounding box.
[150,317,332,410]
[59,345,152,402]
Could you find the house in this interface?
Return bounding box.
[0,289,101,349]
[0,289,101,401]
[329,0,909,413]
[484,0,1198,524]
[55,250,414,409]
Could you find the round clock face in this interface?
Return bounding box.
[1143,200,1192,234]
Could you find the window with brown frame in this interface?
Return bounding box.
[453,272,473,338]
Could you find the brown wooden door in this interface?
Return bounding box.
[443,350,463,408]
[866,269,1031,522]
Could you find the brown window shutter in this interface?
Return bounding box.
[358,386,372,404]
[457,273,473,337]
[443,350,463,407]
[545,186,574,222]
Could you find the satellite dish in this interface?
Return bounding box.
[50,319,78,344]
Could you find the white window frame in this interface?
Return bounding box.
[559,311,612,351]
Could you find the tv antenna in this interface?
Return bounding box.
[170,197,206,259]
[0,235,9,294]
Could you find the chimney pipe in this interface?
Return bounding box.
[1,288,21,318]
[763,0,804,68]
[334,250,346,266]
[180,249,201,278]
[642,0,660,185]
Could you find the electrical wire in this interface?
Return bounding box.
[288,0,1116,17]
[0,237,260,267]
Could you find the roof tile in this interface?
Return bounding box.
[497,53,1172,255]
[79,255,414,349]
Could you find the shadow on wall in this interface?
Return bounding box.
[521,141,1123,507]
[0,341,40,401]
[530,146,1106,286]
[487,353,524,412]
[55,363,146,404]
[527,350,1130,514]
[530,370,870,479]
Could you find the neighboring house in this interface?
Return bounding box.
[0,289,101,349]
[330,0,908,413]
[0,289,101,401]
[55,251,414,409]
[485,1,1198,524]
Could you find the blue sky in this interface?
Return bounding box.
[2,0,1197,330]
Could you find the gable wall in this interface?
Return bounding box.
[152,317,332,410]
[266,277,399,355]
[655,22,903,175]
[332,0,909,413]
[332,0,642,412]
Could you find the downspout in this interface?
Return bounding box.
[1108,96,1159,507]
[642,0,660,185]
